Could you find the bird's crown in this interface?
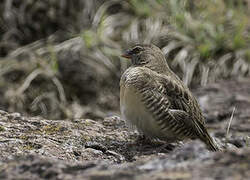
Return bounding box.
[121,44,168,71]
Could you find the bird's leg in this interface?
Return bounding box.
[136,134,179,151]
[153,141,183,153]
[136,134,152,144]
[137,138,180,153]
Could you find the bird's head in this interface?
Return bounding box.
[122,44,168,71]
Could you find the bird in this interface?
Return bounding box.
[120,44,220,151]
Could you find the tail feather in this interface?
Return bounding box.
[202,131,220,151]
[193,119,221,151]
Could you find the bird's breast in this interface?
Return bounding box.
[120,67,178,141]
[120,84,169,139]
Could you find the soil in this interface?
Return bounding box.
[0,77,249,180]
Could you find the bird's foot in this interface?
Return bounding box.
[136,134,152,144]
[135,135,181,153]
[153,142,183,153]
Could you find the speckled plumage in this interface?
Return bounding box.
[120,44,219,151]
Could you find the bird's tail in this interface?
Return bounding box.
[194,119,221,151]
[202,130,220,151]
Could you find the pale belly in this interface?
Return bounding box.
[120,86,176,141]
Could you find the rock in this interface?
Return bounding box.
[1,147,250,180]
[1,78,250,179]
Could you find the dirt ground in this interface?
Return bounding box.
[0,77,249,180]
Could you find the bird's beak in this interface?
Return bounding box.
[121,50,132,59]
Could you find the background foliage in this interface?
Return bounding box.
[0,0,250,119]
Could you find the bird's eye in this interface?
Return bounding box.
[132,46,143,54]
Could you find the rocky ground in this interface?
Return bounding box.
[0,78,250,180]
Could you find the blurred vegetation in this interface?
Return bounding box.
[0,0,250,119]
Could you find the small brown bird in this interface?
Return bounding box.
[120,44,219,151]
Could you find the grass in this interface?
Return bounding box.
[226,107,236,142]
[0,46,69,119]
[1,0,250,119]
[0,125,5,131]
[87,0,250,86]
[245,136,250,147]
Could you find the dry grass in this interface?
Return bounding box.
[1,0,250,119]
[226,107,236,141]
[87,0,250,86]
